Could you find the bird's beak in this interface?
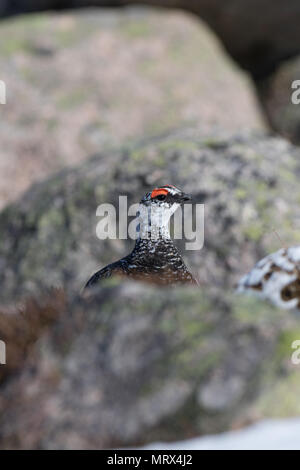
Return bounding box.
[181,193,192,202]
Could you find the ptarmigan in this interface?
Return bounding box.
[237,246,300,310]
[85,184,198,288]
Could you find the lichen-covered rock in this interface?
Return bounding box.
[2,1,300,79]
[1,128,300,305]
[0,8,262,209]
[256,56,300,145]
[0,281,299,449]
[1,129,300,448]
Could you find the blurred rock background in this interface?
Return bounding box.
[0,3,300,449]
[0,7,264,209]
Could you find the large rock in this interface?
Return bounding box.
[0,8,263,209]
[1,128,300,306]
[1,129,300,448]
[256,56,300,145]
[1,1,300,78]
[0,282,299,449]
[4,3,300,148]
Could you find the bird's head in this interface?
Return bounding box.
[137,184,192,239]
[141,184,191,208]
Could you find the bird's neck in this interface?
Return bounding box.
[136,203,177,241]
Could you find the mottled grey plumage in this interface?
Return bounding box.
[85,185,197,288]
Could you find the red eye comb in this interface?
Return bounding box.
[151,188,169,199]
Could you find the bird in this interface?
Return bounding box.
[85,184,198,289]
[237,246,300,310]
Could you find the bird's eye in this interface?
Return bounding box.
[156,194,166,201]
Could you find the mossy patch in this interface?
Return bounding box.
[120,21,152,39]
[57,89,91,110]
